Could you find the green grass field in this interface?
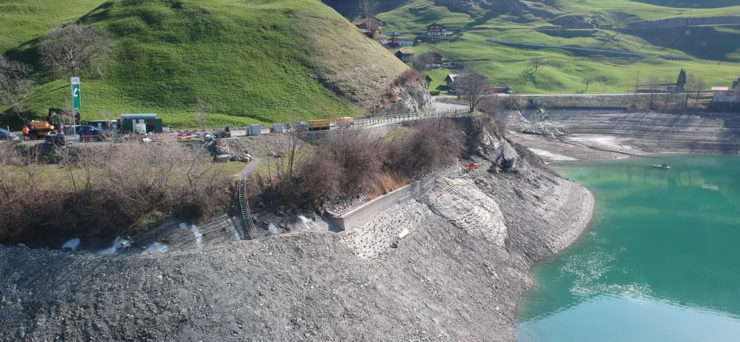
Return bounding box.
[376,0,740,94]
[1,0,407,129]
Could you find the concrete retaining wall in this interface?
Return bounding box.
[332,178,436,232]
[525,94,655,109]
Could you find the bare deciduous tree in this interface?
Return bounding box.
[530,58,543,73]
[358,0,378,17]
[0,56,32,113]
[454,71,490,112]
[582,78,592,92]
[40,23,112,77]
[684,73,706,107]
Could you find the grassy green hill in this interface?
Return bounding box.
[355,0,740,94]
[1,0,409,128]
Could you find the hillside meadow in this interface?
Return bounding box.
[1,0,407,128]
[375,0,740,93]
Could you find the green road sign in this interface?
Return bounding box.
[71,77,81,110]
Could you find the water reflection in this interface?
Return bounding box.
[519,295,740,342]
[519,155,740,341]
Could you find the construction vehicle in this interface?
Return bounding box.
[26,120,54,140]
[494,148,516,173]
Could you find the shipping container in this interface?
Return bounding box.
[271,123,284,133]
[308,119,330,131]
[249,124,262,136]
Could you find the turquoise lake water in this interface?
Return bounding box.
[518,155,740,342]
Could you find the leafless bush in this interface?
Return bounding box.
[477,96,507,138]
[323,131,382,192]
[298,150,342,204]
[269,131,382,208]
[253,120,465,211]
[0,142,232,245]
[0,56,32,113]
[385,119,464,178]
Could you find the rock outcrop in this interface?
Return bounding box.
[375,70,433,114]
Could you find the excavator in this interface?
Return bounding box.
[25,120,54,140]
[494,148,516,173]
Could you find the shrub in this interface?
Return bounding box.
[430,90,440,96]
[253,119,466,211]
[384,118,464,179]
[0,142,232,246]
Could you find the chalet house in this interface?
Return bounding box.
[426,23,447,37]
[352,16,382,36]
[445,74,458,88]
[396,49,416,62]
[421,52,443,69]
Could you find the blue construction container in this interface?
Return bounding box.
[249,124,261,136]
[272,123,284,133]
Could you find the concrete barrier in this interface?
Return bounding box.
[332,178,436,232]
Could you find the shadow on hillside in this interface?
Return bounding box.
[631,0,740,8]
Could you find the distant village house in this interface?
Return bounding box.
[418,52,443,69]
[352,16,382,37]
[426,23,447,37]
[445,74,458,89]
[396,49,415,62]
[390,36,414,48]
[711,87,734,103]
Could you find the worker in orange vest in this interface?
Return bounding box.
[22,125,29,138]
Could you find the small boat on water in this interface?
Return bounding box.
[652,163,671,169]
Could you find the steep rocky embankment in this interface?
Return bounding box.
[0,142,593,341]
[511,110,740,162]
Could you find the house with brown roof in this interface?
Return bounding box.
[352,16,382,37]
[417,52,443,69]
[395,49,415,62]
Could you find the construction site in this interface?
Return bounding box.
[1,104,739,340]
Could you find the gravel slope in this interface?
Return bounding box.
[0,146,593,341]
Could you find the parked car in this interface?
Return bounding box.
[74,125,104,140]
[0,127,17,141]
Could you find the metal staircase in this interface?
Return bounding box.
[238,179,257,240]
